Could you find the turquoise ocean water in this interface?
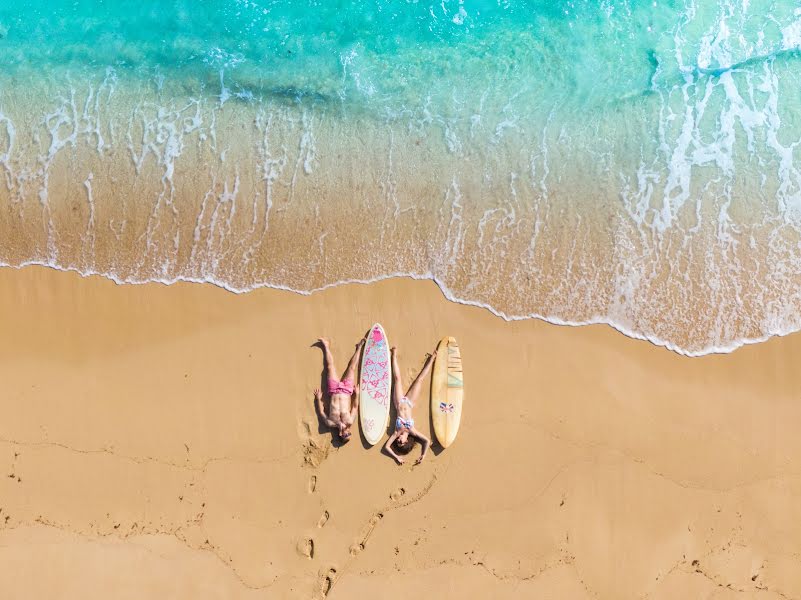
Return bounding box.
[2,1,801,354]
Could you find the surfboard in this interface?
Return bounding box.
[359,323,392,446]
[431,336,463,448]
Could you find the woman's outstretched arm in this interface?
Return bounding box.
[383,431,403,465]
[411,428,431,465]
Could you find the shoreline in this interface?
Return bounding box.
[0,264,799,598]
[0,76,797,357]
[0,261,792,358]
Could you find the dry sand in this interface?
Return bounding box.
[0,265,799,599]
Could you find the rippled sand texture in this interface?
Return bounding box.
[0,267,799,599]
[4,2,801,353]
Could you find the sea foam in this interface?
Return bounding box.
[0,0,800,355]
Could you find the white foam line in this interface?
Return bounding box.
[0,109,15,191]
[82,172,96,264]
[283,109,315,211]
[188,186,215,271]
[0,260,794,358]
[243,107,288,265]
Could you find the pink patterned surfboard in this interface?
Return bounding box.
[359,323,392,445]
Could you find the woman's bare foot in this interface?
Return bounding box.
[356,338,365,350]
[390,346,397,354]
[317,337,330,349]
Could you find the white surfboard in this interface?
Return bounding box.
[359,323,392,445]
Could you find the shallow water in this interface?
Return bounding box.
[2,0,801,354]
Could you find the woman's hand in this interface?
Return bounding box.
[395,456,405,465]
[414,455,425,465]
[313,388,323,401]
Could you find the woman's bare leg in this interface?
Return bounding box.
[404,352,436,404]
[390,347,404,408]
[318,338,339,381]
[342,338,365,382]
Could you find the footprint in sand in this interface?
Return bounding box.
[303,439,331,468]
[317,510,330,528]
[308,475,317,493]
[390,488,406,502]
[296,537,315,560]
[352,512,384,551]
[320,567,337,597]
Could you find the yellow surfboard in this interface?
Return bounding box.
[431,336,463,448]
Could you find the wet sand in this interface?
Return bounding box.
[0,265,799,599]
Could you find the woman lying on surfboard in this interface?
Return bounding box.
[384,347,435,465]
[313,337,363,442]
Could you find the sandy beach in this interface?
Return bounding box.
[0,265,799,599]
